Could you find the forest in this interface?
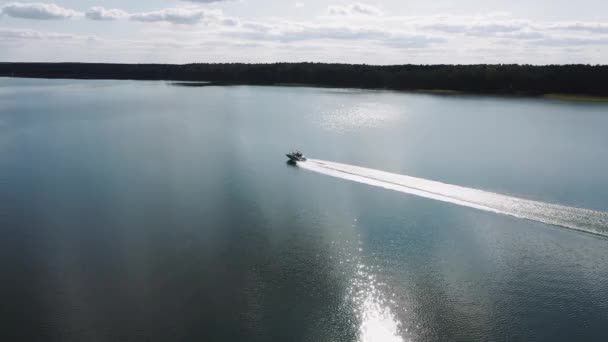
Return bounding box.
[1,62,607,96]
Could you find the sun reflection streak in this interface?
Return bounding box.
[354,268,404,342]
[343,255,413,342]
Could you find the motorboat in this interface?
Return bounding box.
[286,150,307,162]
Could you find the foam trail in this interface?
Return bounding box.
[298,159,608,237]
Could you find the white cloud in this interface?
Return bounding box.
[85,7,128,21]
[1,2,80,20]
[536,36,608,46]
[226,21,443,48]
[500,30,545,40]
[0,28,76,40]
[408,15,608,43]
[1,24,606,65]
[221,17,240,26]
[544,22,608,34]
[1,4,608,64]
[414,15,530,36]
[130,6,229,25]
[296,2,305,8]
[327,3,382,17]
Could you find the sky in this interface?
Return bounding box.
[0,0,607,64]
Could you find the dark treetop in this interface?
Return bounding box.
[1,62,607,96]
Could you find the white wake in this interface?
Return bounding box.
[298,159,608,237]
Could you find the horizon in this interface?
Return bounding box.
[0,1,607,64]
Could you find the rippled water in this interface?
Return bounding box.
[1,78,608,341]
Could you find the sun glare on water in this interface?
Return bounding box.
[320,102,403,133]
[355,273,404,342]
[345,259,411,342]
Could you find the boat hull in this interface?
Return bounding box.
[286,154,307,162]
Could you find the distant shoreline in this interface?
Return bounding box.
[543,94,608,102]
[5,75,608,103]
[1,62,607,101]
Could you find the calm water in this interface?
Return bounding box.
[1,78,608,342]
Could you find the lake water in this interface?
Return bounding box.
[1,78,608,342]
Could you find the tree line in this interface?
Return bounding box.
[1,62,607,95]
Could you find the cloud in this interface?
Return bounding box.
[226,21,444,48]
[417,16,530,36]
[544,22,608,34]
[0,28,76,40]
[412,15,608,42]
[382,35,446,49]
[221,17,240,26]
[1,24,606,65]
[535,36,608,46]
[130,6,229,25]
[1,2,80,20]
[2,7,608,64]
[327,3,382,17]
[500,30,545,40]
[466,22,527,35]
[85,7,128,21]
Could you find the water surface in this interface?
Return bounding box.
[1,78,608,341]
